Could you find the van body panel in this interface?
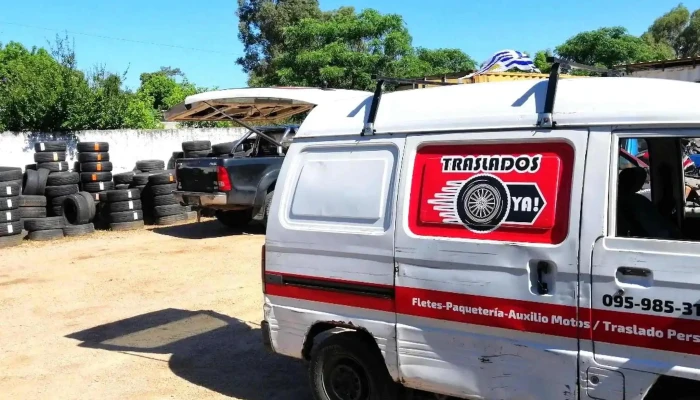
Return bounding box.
[393,129,588,399]
[263,136,406,379]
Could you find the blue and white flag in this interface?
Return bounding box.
[461,50,540,79]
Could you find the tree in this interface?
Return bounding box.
[555,27,674,68]
[236,0,322,85]
[642,4,700,58]
[263,7,475,91]
[533,50,553,74]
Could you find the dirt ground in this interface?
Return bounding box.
[0,219,310,400]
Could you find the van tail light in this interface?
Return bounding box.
[217,166,232,191]
[261,244,267,294]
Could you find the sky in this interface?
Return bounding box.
[1,1,698,91]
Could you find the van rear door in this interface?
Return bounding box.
[394,129,588,399]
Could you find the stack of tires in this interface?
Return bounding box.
[77,142,113,203]
[45,172,80,217]
[59,192,96,237]
[25,217,65,241]
[32,141,69,174]
[130,160,165,223]
[19,195,47,227]
[101,189,144,231]
[182,140,211,158]
[113,172,135,190]
[0,168,23,248]
[147,171,186,225]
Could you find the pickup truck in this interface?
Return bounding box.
[171,124,297,228]
[163,87,390,228]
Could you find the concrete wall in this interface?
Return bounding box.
[0,128,248,173]
[630,65,700,82]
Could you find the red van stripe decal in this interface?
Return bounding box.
[266,274,700,356]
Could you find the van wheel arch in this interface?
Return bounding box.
[302,322,382,362]
[644,375,700,400]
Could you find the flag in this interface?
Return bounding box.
[461,50,540,79]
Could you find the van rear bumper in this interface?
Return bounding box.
[261,320,273,352]
[173,191,227,207]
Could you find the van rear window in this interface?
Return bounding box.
[407,142,574,245]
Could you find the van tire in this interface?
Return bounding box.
[215,209,252,228]
[456,174,509,233]
[309,332,397,400]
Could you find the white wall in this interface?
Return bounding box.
[630,65,700,82]
[0,128,248,173]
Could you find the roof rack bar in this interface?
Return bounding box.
[363,79,385,136]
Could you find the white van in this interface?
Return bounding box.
[169,65,700,399]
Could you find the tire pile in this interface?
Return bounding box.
[114,171,135,190]
[60,192,96,237]
[45,171,80,217]
[182,140,212,158]
[147,171,186,226]
[76,142,113,204]
[129,160,165,223]
[0,167,23,248]
[101,189,144,231]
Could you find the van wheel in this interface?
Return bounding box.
[456,174,509,233]
[309,332,397,400]
[214,209,252,228]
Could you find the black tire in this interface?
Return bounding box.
[456,175,510,233]
[34,141,67,152]
[49,205,63,217]
[182,140,211,152]
[0,221,24,236]
[19,207,47,219]
[109,220,144,231]
[167,152,185,169]
[104,189,141,203]
[132,172,158,185]
[22,169,40,195]
[148,170,176,185]
[50,195,71,207]
[27,229,64,241]
[88,191,106,202]
[1,209,21,222]
[77,141,109,152]
[153,194,179,206]
[19,195,46,207]
[73,161,81,172]
[309,332,398,400]
[154,213,187,226]
[63,223,95,237]
[106,199,142,213]
[45,184,79,198]
[0,181,21,197]
[136,160,165,172]
[113,171,135,184]
[262,191,274,228]
[61,194,91,225]
[212,142,235,155]
[36,161,69,173]
[34,152,66,163]
[25,216,65,231]
[80,171,112,183]
[109,210,144,223]
[0,167,22,182]
[0,233,23,248]
[82,181,115,193]
[0,196,19,211]
[115,184,131,190]
[77,152,110,162]
[151,183,176,196]
[215,209,252,228]
[77,191,96,221]
[153,204,185,218]
[80,162,113,172]
[25,164,37,171]
[36,168,50,195]
[46,172,79,186]
[184,150,211,158]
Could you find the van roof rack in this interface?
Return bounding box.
[362,59,626,135]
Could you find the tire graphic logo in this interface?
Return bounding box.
[455,175,510,233]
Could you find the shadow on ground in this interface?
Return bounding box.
[150,220,266,240]
[66,308,309,400]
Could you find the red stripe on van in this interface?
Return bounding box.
[267,274,700,356]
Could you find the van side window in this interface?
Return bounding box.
[614,137,700,240]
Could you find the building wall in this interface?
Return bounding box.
[629,65,700,82]
[0,128,248,173]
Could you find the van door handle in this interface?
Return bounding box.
[617,267,651,277]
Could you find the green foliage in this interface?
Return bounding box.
[257,7,475,91]
[555,27,674,68]
[642,4,700,58]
